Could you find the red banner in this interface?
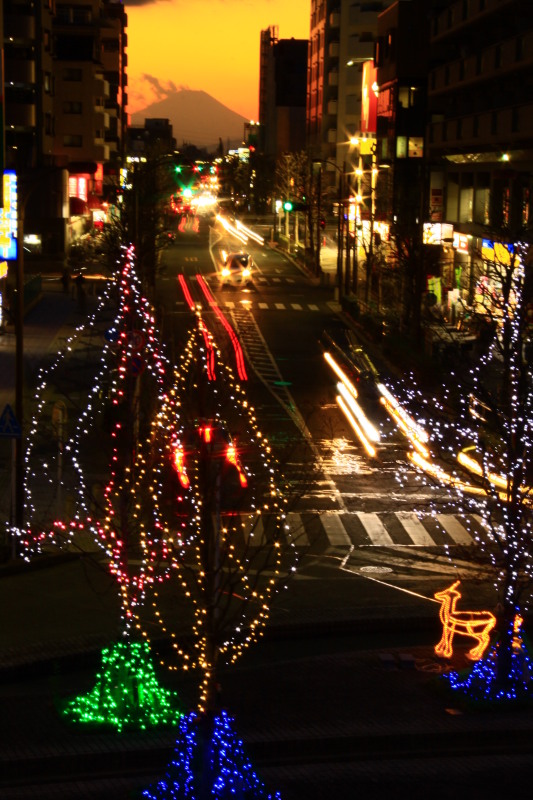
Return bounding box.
[361,61,378,134]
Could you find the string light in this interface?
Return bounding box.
[20,245,182,728]
[143,711,281,799]
[382,239,533,703]
[62,641,181,731]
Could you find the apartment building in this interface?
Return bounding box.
[307,0,393,189]
[426,0,533,297]
[2,0,127,255]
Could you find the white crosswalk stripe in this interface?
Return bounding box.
[356,512,395,546]
[228,510,478,551]
[436,513,474,544]
[321,511,352,546]
[396,511,435,546]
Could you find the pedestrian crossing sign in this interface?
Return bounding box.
[0,404,22,438]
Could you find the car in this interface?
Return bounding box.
[219,252,254,287]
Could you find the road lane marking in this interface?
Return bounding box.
[355,512,395,545]
[397,511,435,546]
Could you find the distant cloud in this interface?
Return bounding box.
[141,74,180,100]
[129,74,191,115]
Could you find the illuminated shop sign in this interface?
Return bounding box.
[453,233,469,253]
[0,172,18,260]
[68,175,88,202]
[482,239,519,266]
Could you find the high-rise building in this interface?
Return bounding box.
[307,0,393,179]
[259,27,308,158]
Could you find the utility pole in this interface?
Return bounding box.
[316,164,322,277]
[336,163,346,302]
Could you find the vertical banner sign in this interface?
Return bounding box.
[361,61,378,135]
[0,46,5,207]
[0,172,18,260]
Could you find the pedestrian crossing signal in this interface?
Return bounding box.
[0,403,22,438]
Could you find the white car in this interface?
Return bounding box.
[219,252,254,287]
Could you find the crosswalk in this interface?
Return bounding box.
[215,299,328,313]
[235,510,482,551]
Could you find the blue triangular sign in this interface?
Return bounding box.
[0,404,22,438]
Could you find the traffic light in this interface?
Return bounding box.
[283,200,293,212]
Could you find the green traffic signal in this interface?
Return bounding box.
[283,200,293,212]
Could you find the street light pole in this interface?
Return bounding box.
[316,164,322,277]
[14,198,25,535]
[336,162,346,302]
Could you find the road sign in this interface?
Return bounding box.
[126,330,146,351]
[104,327,120,343]
[0,403,22,438]
[128,354,145,377]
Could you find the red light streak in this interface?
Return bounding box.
[177,274,196,311]
[195,274,248,381]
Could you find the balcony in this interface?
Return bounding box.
[5,58,36,84]
[6,103,36,127]
[4,13,36,39]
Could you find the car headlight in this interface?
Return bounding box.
[242,268,251,278]
[221,267,230,277]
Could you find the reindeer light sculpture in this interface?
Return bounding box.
[434,581,496,661]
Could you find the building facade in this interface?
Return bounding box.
[259,27,308,158]
[307,0,393,186]
[426,0,533,308]
[2,0,128,256]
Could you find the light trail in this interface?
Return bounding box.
[336,394,377,458]
[177,274,196,311]
[195,274,248,381]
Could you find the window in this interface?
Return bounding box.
[502,187,510,225]
[103,39,119,52]
[63,67,82,81]
[44,72,51,93]
[408,137,424,158]
[459,176,473,223]
[474,174,490,225]
[396,136,407,158]
[63,100,82,114]
[398,86,419,108]
[56,4,92,24]
[446,174,459,221]
[522,188,530,226]
[63,134,82,147]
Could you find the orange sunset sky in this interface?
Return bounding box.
[125,0,311,121]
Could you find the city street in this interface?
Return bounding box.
[1,218,526,798]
